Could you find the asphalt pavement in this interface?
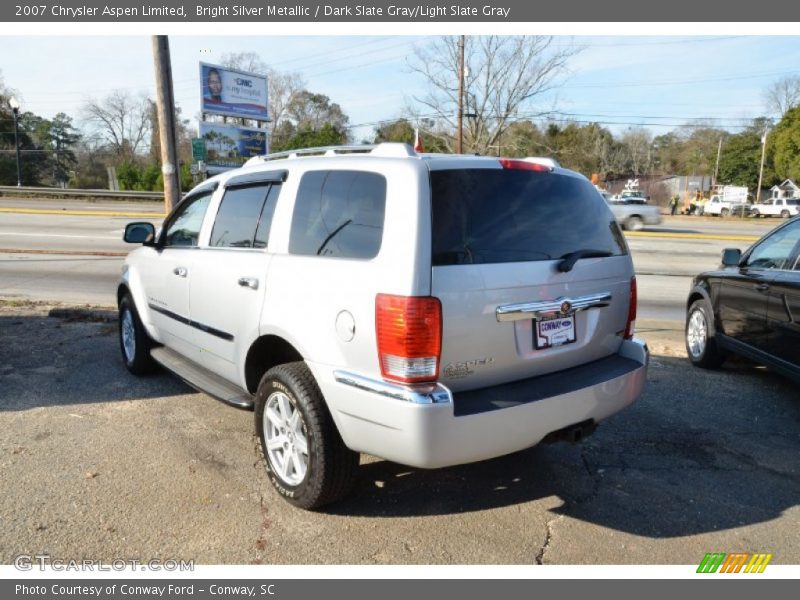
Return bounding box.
[0,301,797,564]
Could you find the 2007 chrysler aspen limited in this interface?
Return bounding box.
[119,143,648,509]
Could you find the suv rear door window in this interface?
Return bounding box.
[211,184,277,248]
[431,168,627,266]
[289,170,386,259]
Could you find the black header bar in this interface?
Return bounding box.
[3,0,798,22]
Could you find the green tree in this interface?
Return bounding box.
[373,119,415,144]
[277,123,347,152]
[771,106,800,182]
[718,131,762,192]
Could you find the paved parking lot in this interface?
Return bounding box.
[1,300,798,565]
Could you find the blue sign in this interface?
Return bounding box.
[200,62,269,121]
[199,123,268,169]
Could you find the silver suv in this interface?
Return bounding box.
[119,144,648,509]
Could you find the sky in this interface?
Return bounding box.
[1,35,798,145]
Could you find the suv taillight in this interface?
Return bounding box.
[376,294,442,384]
[624,276,637,340]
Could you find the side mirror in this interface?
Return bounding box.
[721,248,742,267]
[124,222,156,245]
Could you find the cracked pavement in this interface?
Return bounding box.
[1,302,798,565]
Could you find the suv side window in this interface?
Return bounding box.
[289,170,386,259]
[746,220,800,270]
[210,183,280,249]
[162,191,213,248]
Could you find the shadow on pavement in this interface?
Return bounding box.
[328,355,800,539]
[0,313,191,410]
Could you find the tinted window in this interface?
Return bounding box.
[747,220,800,270]
[163,191,213,247]
[210,185,270,248]
[254,184,281,249]
[289,170,386,259]
[430,169,627,266]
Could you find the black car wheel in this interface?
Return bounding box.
[118,294,157,375]
[624,216,644,231]
[685,299,726,369]
[254,362,359,510]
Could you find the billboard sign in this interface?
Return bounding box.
[200,62,269,120]
[199,123,267,170]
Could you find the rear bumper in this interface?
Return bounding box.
[311,338,648,469]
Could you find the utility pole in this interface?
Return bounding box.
[8,98,22,187]
[152,35,181,212]
[755,129,769,207]
[713,136,722,188]
[457,35,465,155]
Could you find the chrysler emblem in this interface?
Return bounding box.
[560,300,572,315]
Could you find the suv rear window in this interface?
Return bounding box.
[289,170,386,259]
[431,169,627,266]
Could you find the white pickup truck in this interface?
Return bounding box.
[750,198,800,219]
[702,194,748,217]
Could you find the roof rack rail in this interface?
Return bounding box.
[245,143,417,166]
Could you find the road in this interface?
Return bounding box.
[1,198,798,566]
[0,301,797,565]
[0,197,782,321]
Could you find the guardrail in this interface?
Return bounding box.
[0,186,164,201]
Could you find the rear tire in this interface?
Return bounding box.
[781,209,790,219]
[254,362,359,510]
[118,294,157,375]
[685,299,726,369]
[720,208,730,218]
[624,215,644,231]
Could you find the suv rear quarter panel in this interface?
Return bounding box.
[258,157,432,382]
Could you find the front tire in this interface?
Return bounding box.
[720,208,730,218]
[750,208,760,218]
[118,294,157,375]
[685,299,726,369]
[255,362,359,510]
[781,209,790,219]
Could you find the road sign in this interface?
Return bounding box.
[191,138,207,161]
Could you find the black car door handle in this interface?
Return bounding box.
[755,283,770,292]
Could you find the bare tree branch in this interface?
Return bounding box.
[407,36,581,155]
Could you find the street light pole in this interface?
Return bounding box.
[8,97,22,187]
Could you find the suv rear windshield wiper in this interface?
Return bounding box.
[557,249,613,273]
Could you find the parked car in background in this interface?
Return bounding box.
[750,198,800,219]
[598,189,662,231]
[685,217,800,383]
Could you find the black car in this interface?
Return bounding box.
[685,216,800,382]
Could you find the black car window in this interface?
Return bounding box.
[162,191,214,248]
[431,168,627,266]
[210,184,272,248]
[746,220,800,271]
[289,170,386,259]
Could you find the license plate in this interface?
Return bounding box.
[534,314,576,349]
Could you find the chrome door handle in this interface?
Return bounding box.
[238,277,259,290]
[755,283,770,292]
[173,267,188,278]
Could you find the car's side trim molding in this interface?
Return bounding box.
[148,303,234,342]
[717,333,800,383]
